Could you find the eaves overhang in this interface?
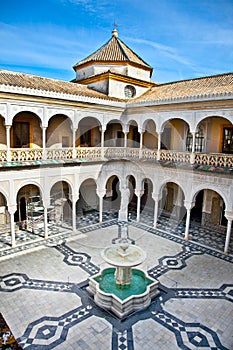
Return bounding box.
[127,92,233,107]
[76,71,155,88]
[0,84,126,108]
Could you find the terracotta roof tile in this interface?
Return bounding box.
[0,69,120,101]
[132,73,233,103]
[74,35,152,70]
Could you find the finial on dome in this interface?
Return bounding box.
[112,28,118,37]
[112,20,119,37]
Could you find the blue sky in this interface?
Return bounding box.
[0,0,232,83]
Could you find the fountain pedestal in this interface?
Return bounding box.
[115,266,131,285]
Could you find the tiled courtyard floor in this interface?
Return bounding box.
[0,219,232,349]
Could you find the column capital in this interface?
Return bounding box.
[152,192,162,201]
[224,210,233,221]
[184,200,195,210]
[8,205,17,214]
[70,193,79,202]
[123,125,129,134]
[96,189,106,198]
[134,189,144,198]
[99,126,106,132]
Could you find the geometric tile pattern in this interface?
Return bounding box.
[131,220,233,263]
[0,273,75,293]
[55,242,100,275]
[112,328,134,350]
[0,218,232,350]
[151,309,228,350]
[148,246,203,279]
[17,305,92,349]
[174,284,233,302]
[129,211,233,255]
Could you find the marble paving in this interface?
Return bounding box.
[0,218,232,349]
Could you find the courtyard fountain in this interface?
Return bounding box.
[87,225,159,319]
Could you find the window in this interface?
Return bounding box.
[62,136,69,148]
[13,122,30,148]
[124,85,136,98]
[186,127,205,152]
[222,127,233,154]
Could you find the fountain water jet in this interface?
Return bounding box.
[87,228,159,319]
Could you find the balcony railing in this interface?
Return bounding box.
[160,150,191,163]
[0,147,232,169]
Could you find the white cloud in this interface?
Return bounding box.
[127,37,193,67]
[0,22,92,70]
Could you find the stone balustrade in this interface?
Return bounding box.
[160,150,191,163]
[76,147,102,160]
[194,152,233,168]
[0,147,232,169]
[46,148,73,160]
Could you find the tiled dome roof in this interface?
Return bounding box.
[73,29,152,70]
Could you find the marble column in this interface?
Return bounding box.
[152,193,160,229]
[44,206,48,239]
[124,132,128,148]
[184,201,194,240]
[101,128,105,158]
[8,205,17,248]
[190,131,196,164]
[72,127,77,159]
[135,190,144,222]
[6,125,11,162]
[224,213,233,254]
[118,187,130,222]
[157,132,161,160]
[42,126,47,160]
[184,208,191,240]
[97,190,106,224]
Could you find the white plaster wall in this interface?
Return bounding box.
[75,63,151,82]
[127,66,151,81]
[75,66,95,80]
[108,80,149,99]
[88,79,109,95]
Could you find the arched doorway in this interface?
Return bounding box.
[128,121,140,148]
[15,184,42,232]
[105,121,124,147]
[77,179,98,217]
[12,112,42,148]
[143,119,158,149]
[50,181,72,226]
[161,119,189,151]
[191,189,227,231]
[140,178,154,214]
[77,117,101,147]
[128,175,137,217]
[0,193,9,232]
[47,114,72,148]
[103,175,121,215]
[159,182,185,221]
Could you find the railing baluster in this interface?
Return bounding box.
[1,147,232,168]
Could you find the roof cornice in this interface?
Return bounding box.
[77,71,155,88]
[73,60,152,72]
[0,84,126,108]
[127,92,233,107]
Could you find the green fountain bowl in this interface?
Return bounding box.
[94,267,153,301]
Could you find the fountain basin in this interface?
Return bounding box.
[87,267,159,319]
